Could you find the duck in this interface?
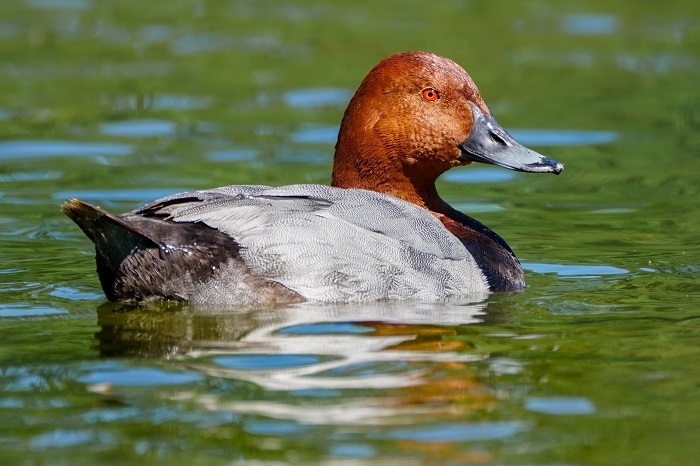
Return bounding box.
[62,51,563,306]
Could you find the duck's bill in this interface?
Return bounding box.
[458,102,563,175]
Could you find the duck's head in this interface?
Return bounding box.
[332,52,563,207]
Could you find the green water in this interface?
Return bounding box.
[1,0,699,464]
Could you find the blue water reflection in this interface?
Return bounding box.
[616,53,698,74]
[442,168,516,184]
[207,149,258,162]
[509,129,617,146]
[561,14,618,35]
[52,188,178,203]
[245,420,308,436]
[0,171,62,182]
[171,33,280,56]
[331,443,376,458]
[526,397,596,415]
[524,262,628,277]
[214,354,324,370]
[99,119,177,138]
[0,141,132,159]
[30,430,107,450]
[277,147,329,164]
[279,322,374,335]
[112,94,212,111]
[28,0,91,10]
[387,421,530,442]
[284,88,352,109]
[78,365,203,386]
[49,286,104,301]
[290,125,338,144]
[0,304,68,317]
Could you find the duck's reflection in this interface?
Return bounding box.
[97,298,487,359]
[95,296,498,426]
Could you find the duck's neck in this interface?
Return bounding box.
[331,148,525,292]
[331,145,453,216]
[332,167,446,213]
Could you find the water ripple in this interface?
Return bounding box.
[78,365,203,387]
[112,94,213,111]
[49,286,103,301]
[561,14,618,35]
[509,129,618,146]
[442,168,516,184]
[284,88,352,109]
[387,421,530,442]
[616,52,698,74]
[30,430,106,450]
[0,303,67,318]
[171,33,280,56]
[207,149,258,162]
[0,141,133,160]
[524,262,628,277]
[99,119,177,138]
[0,171,62,182]
[446,201,505,213]
[52,188,178,203]
[290,125,338,144]
[526,397,596,415]
[214,354,324,370]
[28,0,91,10]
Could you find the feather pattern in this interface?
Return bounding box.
[138,184,488,302]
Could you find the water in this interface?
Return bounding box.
[1,1,699,464]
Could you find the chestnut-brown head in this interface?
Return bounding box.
[331,52,562,208]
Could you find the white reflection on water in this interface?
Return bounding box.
[186,300,487,391]
[97,298,492,426]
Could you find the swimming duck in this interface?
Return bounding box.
[62,52,563,305]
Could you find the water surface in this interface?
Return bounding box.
[1,1,699,465]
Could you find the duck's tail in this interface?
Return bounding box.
[61,198,303,305]
[61,198,101,242]
[61,198,158,256]
[61,199,164,300]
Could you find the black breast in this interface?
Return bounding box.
[443,208,526,291]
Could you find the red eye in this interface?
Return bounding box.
[421,88,439,101]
